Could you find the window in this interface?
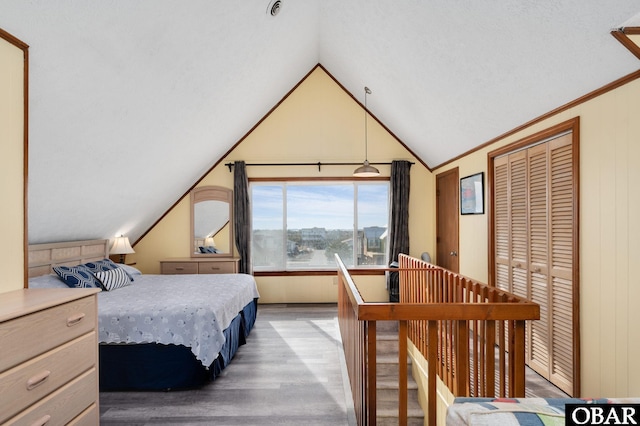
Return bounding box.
[251,181,389,271]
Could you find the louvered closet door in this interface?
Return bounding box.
[494,156,510,295]
[527,144,550,376]
[493,132,575,396]
[509,151,529,300]
[548,134,574,394]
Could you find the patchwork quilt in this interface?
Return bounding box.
[446,397,612,426]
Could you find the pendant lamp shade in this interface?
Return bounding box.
[354,86,380,177]
[353,160,380,177]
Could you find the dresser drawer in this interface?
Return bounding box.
[198,261,236,274]
[161,262,198,274]
[0,296,96,372]
[3,367,97,426]
[67,403,99,426]
[0,332,96,423]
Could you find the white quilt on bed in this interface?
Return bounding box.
[97,273,259,367]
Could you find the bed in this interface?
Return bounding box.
[27,239,259,391]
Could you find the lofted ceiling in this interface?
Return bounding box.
[1,1,638,244]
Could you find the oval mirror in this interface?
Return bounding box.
[190,186,233,257]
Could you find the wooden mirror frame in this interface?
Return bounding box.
[190,186,234,258]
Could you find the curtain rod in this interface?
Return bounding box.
[225,161,413,172]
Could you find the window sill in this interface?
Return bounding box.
[254,269,387,277]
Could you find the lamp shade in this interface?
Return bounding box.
[110,236,135,255]
[353,160,380,177]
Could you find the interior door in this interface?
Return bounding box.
[436,168,459,272]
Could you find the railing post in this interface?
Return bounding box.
[367,321,377,425]
[399,320,408,425]
[427,320,437,426]
[456,320,469,396]
[511,319,526,397]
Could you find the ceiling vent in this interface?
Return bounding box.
[267,0,281,16]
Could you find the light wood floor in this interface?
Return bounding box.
[100,304,357,425]
[99,304,566,425]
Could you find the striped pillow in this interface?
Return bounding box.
[95,267,131,291]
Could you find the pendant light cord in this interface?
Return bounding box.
[364,86,371,162]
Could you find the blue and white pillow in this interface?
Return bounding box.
[53,265,100,289]
[83,258,119,273]
[95,267,131,291]
[84,258,134,282]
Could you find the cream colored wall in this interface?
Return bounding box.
[434,77,640,397]
[0,36,25,294]
[134,67,434,303]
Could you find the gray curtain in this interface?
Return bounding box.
[389,160,411,263]
[387,160,411,302]
[233,161,251,274]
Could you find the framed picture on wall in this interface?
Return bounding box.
[460,172,484,215]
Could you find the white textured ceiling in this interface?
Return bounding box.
[0,1,638,244]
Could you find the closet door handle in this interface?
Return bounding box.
[450,251,458,257]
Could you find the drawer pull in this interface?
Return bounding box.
[67,312,86,327]
[175,267,185,271]
[208,267,220,271]
[26,370,51,390]
[30,414,51,426]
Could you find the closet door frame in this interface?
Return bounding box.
[487,117,580,396]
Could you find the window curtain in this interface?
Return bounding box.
[389,160,411,263]
[387,160,411,302]
[233,161,251,274]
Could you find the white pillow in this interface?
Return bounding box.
[116,264,142,280]
[28,274,68,289]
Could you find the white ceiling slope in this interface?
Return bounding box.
[0,1,638,245]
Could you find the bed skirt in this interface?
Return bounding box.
[99,298,258,391]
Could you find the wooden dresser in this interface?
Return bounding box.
[160,257,240,275]
[0,288,100,425]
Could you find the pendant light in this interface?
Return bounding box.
[353,86,380,177]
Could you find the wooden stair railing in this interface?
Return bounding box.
[336,254,540,426]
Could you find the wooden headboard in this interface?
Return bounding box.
[28,239,109,278]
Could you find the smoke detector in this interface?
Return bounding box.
[267,0,281,16]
